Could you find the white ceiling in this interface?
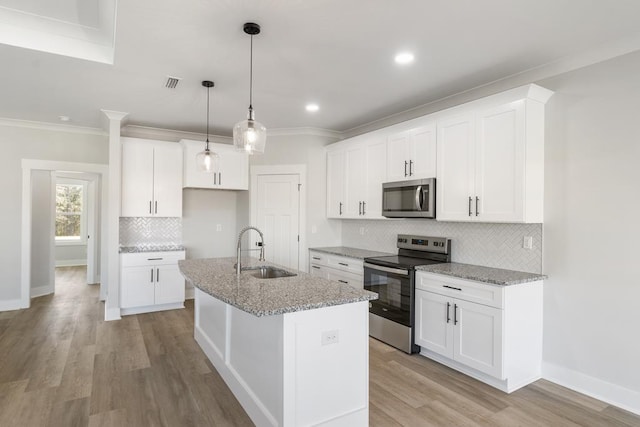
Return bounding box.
[1,0,640,135]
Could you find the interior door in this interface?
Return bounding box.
[255,174,300,270]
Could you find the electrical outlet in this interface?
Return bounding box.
[359,227,365,235]
[216,224,222,232]
[523,236,533,250]
[321,330,339,346]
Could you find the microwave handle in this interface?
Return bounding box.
[415,186,424,211]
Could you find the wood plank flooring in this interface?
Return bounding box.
[0,266,637,426]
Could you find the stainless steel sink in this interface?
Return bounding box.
[242,266,297,279]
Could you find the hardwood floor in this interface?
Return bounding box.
[0,266,638,426]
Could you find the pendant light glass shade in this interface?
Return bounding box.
[233,22,266,155]
[196,80,219,173]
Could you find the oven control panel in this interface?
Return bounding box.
[397,234,450,254]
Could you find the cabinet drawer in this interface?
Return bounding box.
[120,251,186,267]
[416,272,504,309]
[325,269,363,290]
[309,251,328,267]
[326,254,364,275]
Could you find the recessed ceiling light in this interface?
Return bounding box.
[394,52,414,65]
[59,115,70,122]
[306,103,319,112]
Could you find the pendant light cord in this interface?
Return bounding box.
[206,85,210,148]
[249,34,254,112]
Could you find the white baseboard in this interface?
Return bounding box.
[0,299,24,312]
[121,302,184,316]
[55,259,87,267]
[543,362,640,416]
[104,306,121,321]
[31,285,53,298]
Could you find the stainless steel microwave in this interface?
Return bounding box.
[382,178,436,218]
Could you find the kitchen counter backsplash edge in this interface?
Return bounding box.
[416,262,547,286]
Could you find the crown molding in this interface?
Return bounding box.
[0,117,107,136]
[267,127,343,140]
[120,124,232,144]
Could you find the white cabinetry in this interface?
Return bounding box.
[326,136,387,219]
[387,124,436,182]
[436,85,552,223]
[121,138,183,217]
[181,139,249,190]
[120,251,186,315]
[415,271,543,393]
[309,251,364,289]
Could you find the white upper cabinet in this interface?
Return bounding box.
[181,139,249,190]
[121,138,183,217]
[436,85,553,223]
[387,123,436,182]
[327,135,387,219]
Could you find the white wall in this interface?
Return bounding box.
[30,170,54,291]
[0,124,107,303]
[55,245,87,266]
[538,51,640,410]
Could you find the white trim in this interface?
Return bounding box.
[0,117,106,135]
[0,299,23,311]
[267,127,342,139]
[20,159,108,313]
[121,124,233,144]
[543,362,640,416]
[31,285,53,298]
[55,259,88,267]
[104,306,121,321]
[120,302,184,316]
[250,165,307,273]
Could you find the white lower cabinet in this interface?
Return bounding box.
[309,251,364,290]
[415,271,542,393]
[120,251,186,315]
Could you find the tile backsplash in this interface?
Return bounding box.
[119,217,183,248]
[341,220,542,273]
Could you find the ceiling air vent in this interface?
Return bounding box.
[165,76,181,89]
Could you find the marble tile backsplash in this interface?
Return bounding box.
[119,217,183,248]
[341,220,542,273]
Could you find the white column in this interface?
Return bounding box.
[101,110,128,321]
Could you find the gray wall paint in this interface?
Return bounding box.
[55,245,87,265]
[30,170,53,289]
[0,125,107,301]
[342,220,542,273]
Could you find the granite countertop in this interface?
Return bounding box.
[416,262,547,286]
[309,246,394,260]
[119,244,185,254]
[178,257,378,317]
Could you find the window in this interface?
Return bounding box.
[55,181,86,244]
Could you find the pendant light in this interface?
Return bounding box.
[233,22,267,155]
[196,80,219,172]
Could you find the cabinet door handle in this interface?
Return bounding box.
[404,161,408,177]
[156,268,160,282]
[409,160,414,176]
[454,303,458,325]
[475,196,479,216]
[446,302,451,323]
[443,285,462,291]
[150,268,154,283]
[338,280,348,284]
[155,201,158,214]
[468,197,473,216]
[338,262,349,267]
[359,201,362,215]
[147,258,163,261]
[214,173,217,185]
[149,201,152,214]
[362,201,366,215]
[312,265,320,269]
[339,202,343,215]
[219,172,222,185]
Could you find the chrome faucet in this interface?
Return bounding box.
[236,226,265,274]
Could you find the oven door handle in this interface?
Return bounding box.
[364,262,409,276]
[415,185,423,211]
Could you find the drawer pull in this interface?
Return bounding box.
[338,262,349,267]
[147,258,163,261]
[338,280,348,284]
[443,285,462,291]
[312,266,320,269]
[312,257,321,260]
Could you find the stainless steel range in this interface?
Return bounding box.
[364,234,451,354]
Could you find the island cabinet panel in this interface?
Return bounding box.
[194,289,370,427]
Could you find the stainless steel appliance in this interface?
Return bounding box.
[364,234,451,353]
[382,178,436,218]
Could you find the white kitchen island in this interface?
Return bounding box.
[179,258,377,427]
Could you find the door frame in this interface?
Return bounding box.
[250,165,307,272]
[21,159,109,308]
